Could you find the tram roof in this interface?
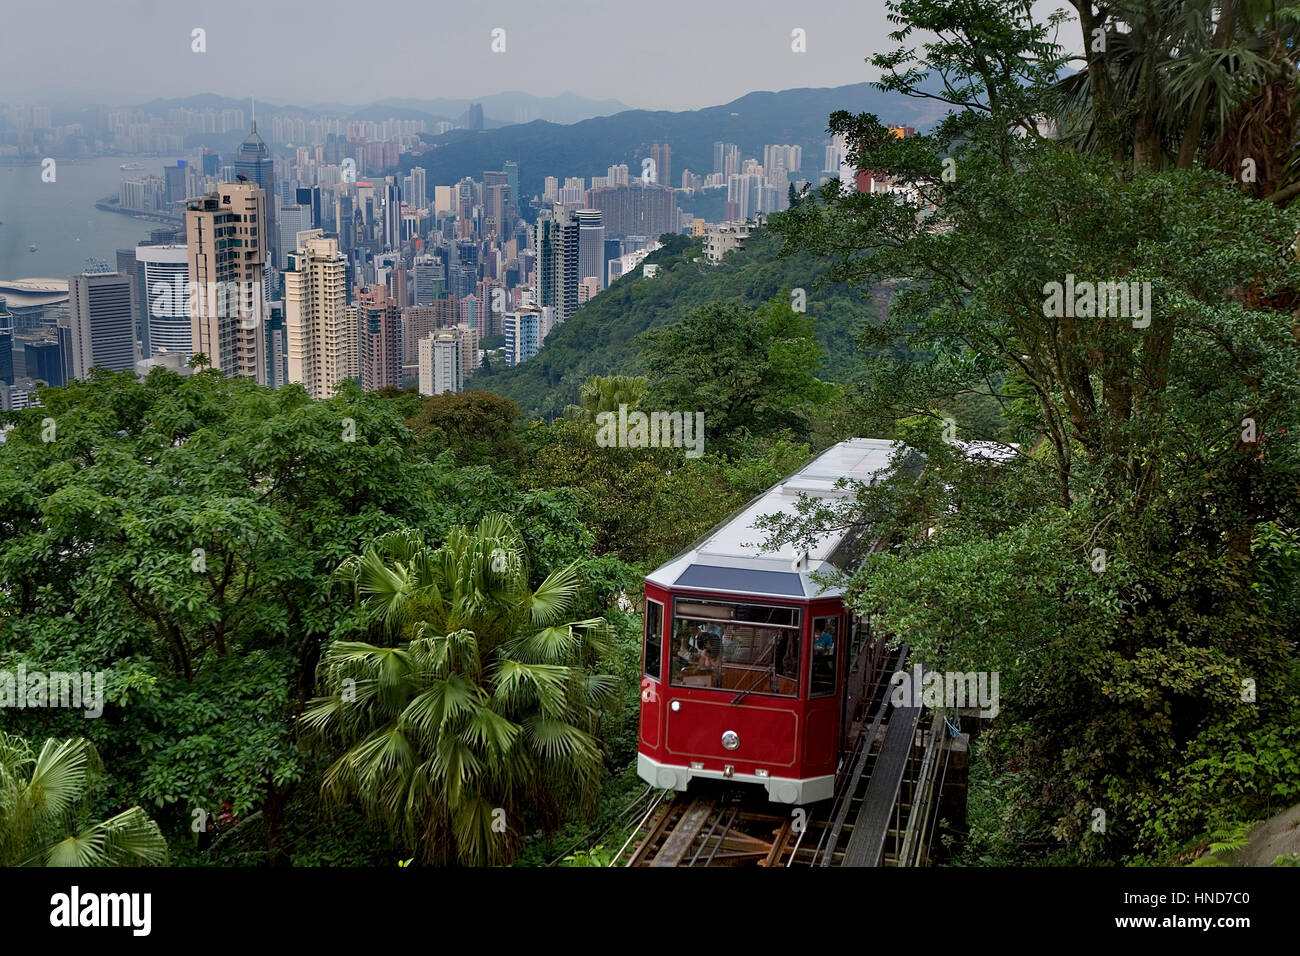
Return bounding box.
[646,437,1012,601]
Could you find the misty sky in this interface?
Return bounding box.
[0,0,1080,112]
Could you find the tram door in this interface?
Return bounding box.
[804,605,845,774]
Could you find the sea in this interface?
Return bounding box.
[0,156,186,283]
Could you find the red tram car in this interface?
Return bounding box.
[637,438,898,804]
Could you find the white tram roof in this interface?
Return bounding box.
[647,437,1013,602]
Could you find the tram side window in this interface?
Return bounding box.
[811,615,839,697]
[644,600,663,680]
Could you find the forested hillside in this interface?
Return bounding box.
[475,227,880,419]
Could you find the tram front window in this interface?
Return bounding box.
[669,599,802,697]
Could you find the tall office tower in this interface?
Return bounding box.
[447,264,475,299]
[277,205,313,270]
[650,144,671,187]
[381,181,401,251]
[25,339,64,387]
[202,149,221,177]
[406,166,427,211]
[474,278,501,335]
[0,327,11,385]
[283,230,351,399]
[235,121,276,265]
[115,247,144,353]
[164,161,189,210]
[411,255,445,304]
[603,238,622,285]
[336,193,355,256]
[186,183,268,383]
[136,244,190,358]
[484,183,511,237]
[66,272,137,379]
[503,161,519,214]
[355,285,401,391]
[56,323,75,386]
[295,186,322,229]
[534,204,579,323]
[455,178,476,238]
[575,208,605,291]
[543,176,559,203]
[388,262,409,309]
[464,103,484,130]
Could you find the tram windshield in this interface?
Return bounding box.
[669,598,802,697]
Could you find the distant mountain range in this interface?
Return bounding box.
[397,83,948,200]
[124,91,629,128]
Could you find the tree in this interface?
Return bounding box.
[404,389,524,468]
[563,374,649,422]
[0,733,167,866]
[768,0,1300,862]
[637,300,832,452]
[303,515,617,866]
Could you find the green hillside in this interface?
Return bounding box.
[472,221,880,419]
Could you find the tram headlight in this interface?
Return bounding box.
[721,730,740,751]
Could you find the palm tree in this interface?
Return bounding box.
[303,514,617,866]
[0,733,168,866]
[563,374,649,422]
[1057,0,1299,193]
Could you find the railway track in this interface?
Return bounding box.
[608,641,960,868]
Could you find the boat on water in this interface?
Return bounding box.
[29,244,37,252]
[119,162,145,171]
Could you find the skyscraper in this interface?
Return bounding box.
[284,230,351,399]
[234,120,276,265]
[409,166,428,211]
[66,272,137,379]
[25,339,64,388]
[503,161,519,215]
[575,209,605,291]
[585,183,677,239]
[355,285,401,391]
[186,183,268,383]
[651,143,671,187]
[136,244,191,358]
[295,186,322,229]
[165,161,189,211]
[411,255,445,305]
[534,204,579,323]
[278,205,313,270]
[0,327,12,386]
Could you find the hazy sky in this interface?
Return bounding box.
[0,0,1080,112]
